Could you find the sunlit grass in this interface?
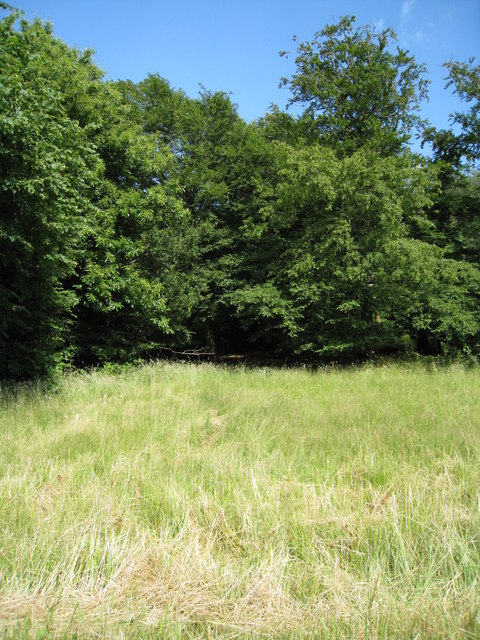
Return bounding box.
[1,361,479,638]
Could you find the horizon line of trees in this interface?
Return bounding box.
[1,5,479,381]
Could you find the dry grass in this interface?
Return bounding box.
[0,361,479,638]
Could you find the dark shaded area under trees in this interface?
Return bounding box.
[1,7,479,381]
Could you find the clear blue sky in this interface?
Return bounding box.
[12,1,480,133]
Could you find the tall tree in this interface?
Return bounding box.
[26,28,191,367]
[124,77,274,354]
[231,142,441,356]
[423,59,480,267]
[0,6,190,376]
[280,16,429,155]
[424,58,480,169]
[0,7,101,380]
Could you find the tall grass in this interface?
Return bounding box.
[0,361,479,638]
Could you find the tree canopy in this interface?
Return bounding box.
[280,16,429,155]
[1,7,479,381]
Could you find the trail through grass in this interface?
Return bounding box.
[0,362,479,638]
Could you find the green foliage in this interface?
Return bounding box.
[445,59,480,162]
[39,55,192,363]
[0,7,190,376]
[422,61,480,338]
[280,15,429,155]
[443,172,480,262]
[0,9,101,379]
[424,58,479,171]
[66,82,189,364]
[0,8,478,379]
[230,143,458,356]
[124,77,279,352]
[372,238,480,354]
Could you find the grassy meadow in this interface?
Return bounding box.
[0,361,479,638]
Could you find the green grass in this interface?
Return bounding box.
[0,361,479,638]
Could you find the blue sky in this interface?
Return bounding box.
[12,1,480,134]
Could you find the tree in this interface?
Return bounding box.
[280,16,429,155]
[422,60,480,267]
[231,142,442,356]
[371,239,480,355]
[125,77,276,354]
[0,6,190,376]
[440,172,480,264]
[1,5,478,376]
[445,59,480,163]
[65,80,189,366]
[0,7,101,380]
[425,58,479,168]
[23,23,192,367]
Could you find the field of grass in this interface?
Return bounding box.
[0,361,479,638]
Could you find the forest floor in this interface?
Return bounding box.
[1,361,479,638]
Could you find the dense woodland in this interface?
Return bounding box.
[1,6,479,381]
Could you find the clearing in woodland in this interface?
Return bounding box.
[0,362,479,638]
